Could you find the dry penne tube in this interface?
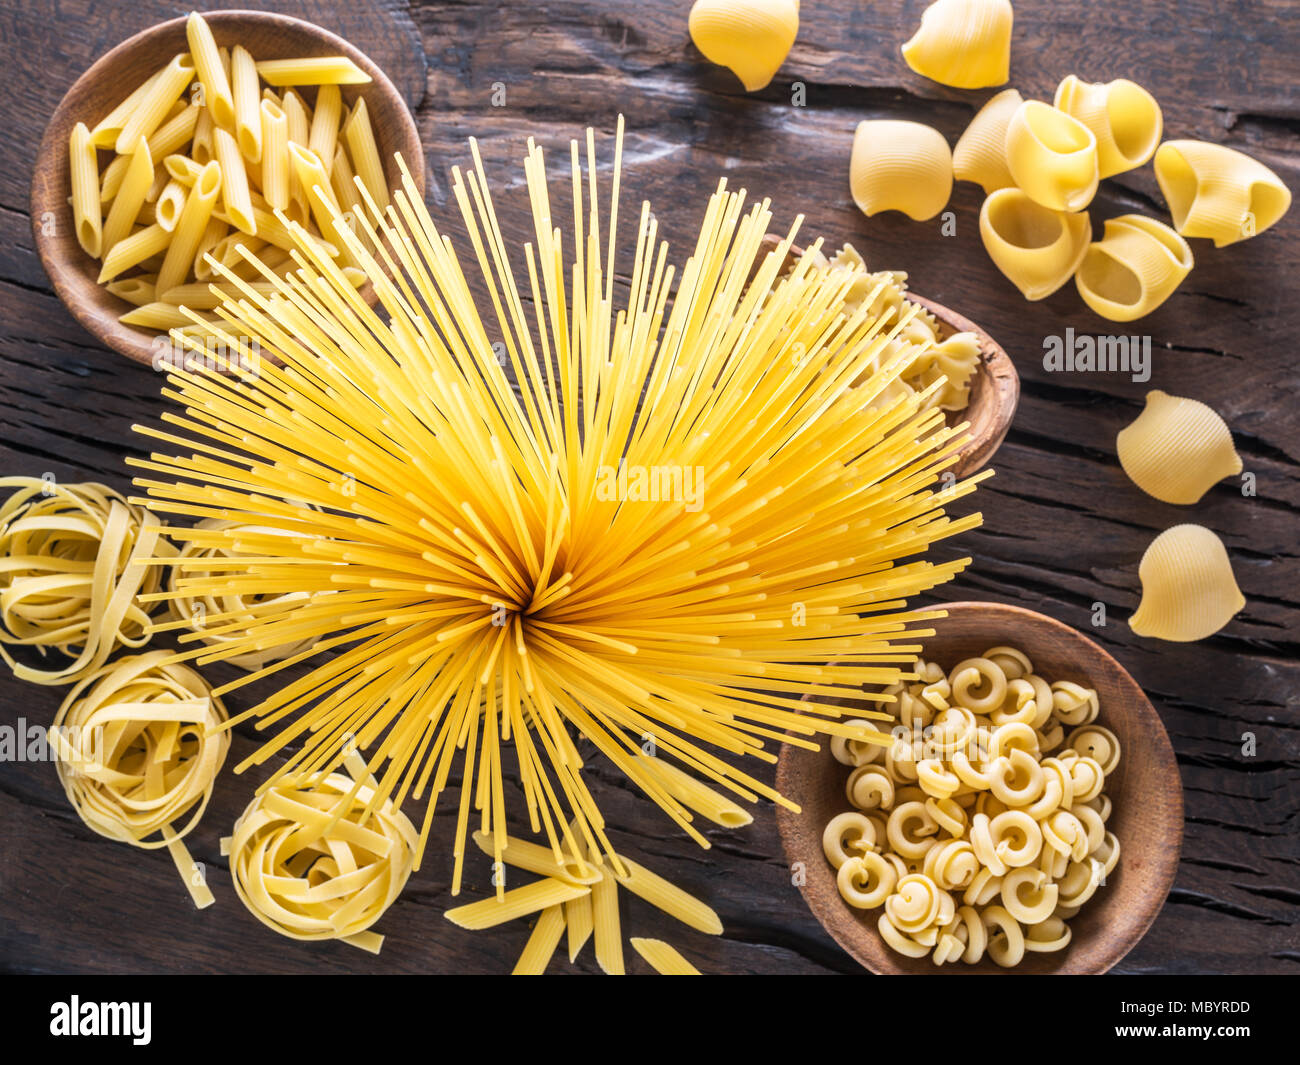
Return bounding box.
[638,754,754,827]
[104,276,157,306]
[100,106,199,202]
[115,52,194,155]
[119,301,217,330]
[229,44,262,162]
[187,11,235,128]
[470,830,602,884]
[443,878,589,930]
[260,99,290,211]
[69,122,103,257]
[255,56,372,85]
[159,280,280,310]
[156,160,222,293]
[98,223,171,283]
[309,84,342,177]
[342,97,389,211]
[90,68,161,147]
[629,937,701,975]
[155,180,187,232]
[512,905,566,975]
[214,127,257,235]
[611,854,724,934]
[590,869,624,975]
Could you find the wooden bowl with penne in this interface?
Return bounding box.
[776,601,1183,974]
[31,9,424,367]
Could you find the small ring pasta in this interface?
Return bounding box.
[1001,867,1059,924]
[877,911,931,958]
[830,719,887,766]
[1051,681,1099,726]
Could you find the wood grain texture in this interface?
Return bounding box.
[776,602,1183,974]
[1,0,1298,975]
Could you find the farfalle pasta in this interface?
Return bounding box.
[1054,76,1163,178]
[901,0,1014,89]
[1129,524,1245,642]
[825,647,1121,967]
[1005,100,1099,212]
[979,188,1090,300]
[1154,140,1292,246]
[849,119,953,221]
[953,88,1024,194]
[1117,390,1243,504]
[1075,214,1193,322]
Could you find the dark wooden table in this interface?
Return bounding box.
[1,0,1296,975]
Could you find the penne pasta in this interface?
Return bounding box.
[191,217,229,282]
[98,223,172,282]
[90,68,161,148]
[511,905,565,975]
[470,830,601,885]
[154,180,188,233]
[638,754,753,827]
[214,126,257,235]
[230,45,263,163]
[104,275,157,306]
[290,142,352,264]
[156,160,223,293]
[159,280,279,310]
[590,869,624,975]
[101,105,199,202]
[119,301,215,331]
[342,97,389,211]
[144,164,170,204]
[163,154,205,187]
[565,893,593,962]
[186,11,236,129]
[309,84,342,177]
[115,53,195,155]
[192,106,215,166]
[98,137,152,258]
[255,56,372,86]
[69,124,106,258]
[259,99,290,211]
[611,854,723,934]
[330,145,364,216]
[443,878,589,930]
[629,937,701,975]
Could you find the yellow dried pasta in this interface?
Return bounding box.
[1154,139,1292,247]
[1005,100,1099,212]
[979,187,1091,300]
[1075,214,1193,322]
[1054,75,1163,178]
[1117,391,1243,505]
[952,88,1024,194]
[901,0,1013,89]
[1129,524,1245,642]
[687,0,799,92]
[849,119,953,221]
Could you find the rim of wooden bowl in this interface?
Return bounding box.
[775,600,1183,974]
[30,9,426,367]
[755,234,1019,480]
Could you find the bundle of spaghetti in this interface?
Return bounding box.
[129,117,986,893]
[0,477,173,684]
[446,826,720,974]
[221,750,417,952]
[50,648,229,907]
[156,517,317,669]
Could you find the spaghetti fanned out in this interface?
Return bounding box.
[130,120,985,890]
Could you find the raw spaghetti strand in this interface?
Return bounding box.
[131,118,987,885]
[50,649,229,907]
[0,478,173,684]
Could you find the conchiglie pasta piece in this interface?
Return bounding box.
[901,0,1013,90]
[1075,214,1193,322]
[1054,75,1163,178]
[1154,140,1292,247]
[849,120,953,221]
[1005,101,1099,212]
[1117,390,1243,504]
[953,88,1024,194]
[979,188,1090,300]
[1129,524,1245,642]
[688,0,799,92]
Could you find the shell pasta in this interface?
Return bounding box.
[901,0,1014,89]
[824,647,1121,967]
[1075,214,1193,322]
[1129,524,1245,642]
[952,88,1024,194]
[1117,390,1242,505]
[1154,139,1292,247]
[1054,75,1163,178]
[979,188,1090,300]
[849,119,953,221]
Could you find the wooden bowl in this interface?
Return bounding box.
[756,235,1018,479]
[31,9,425,367]
[775,601,1182,974]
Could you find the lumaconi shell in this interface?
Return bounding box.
[1153,139,1293,247]
[1054,75,1163,178]
[849,120,953,221]
[1005,101,1099,212]
[688,0,800,92]
[979,188,1091,300]
[1075,214,1193,322]
[1117,391,1243,505]
[1129,524,1245,642]
[953,88,1024,194]
[901,0,1013,89]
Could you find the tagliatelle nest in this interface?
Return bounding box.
[131,118,984,891]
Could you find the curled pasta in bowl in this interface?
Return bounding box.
[775,601,1181,974]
